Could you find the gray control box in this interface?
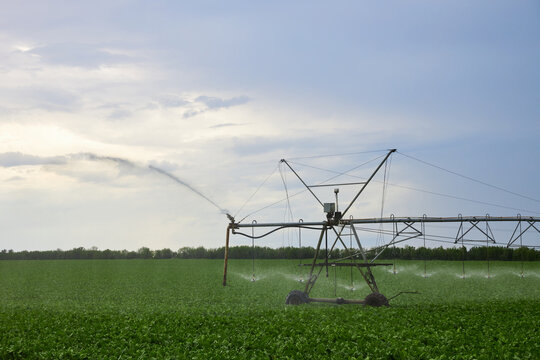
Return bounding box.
[323,203,335,213]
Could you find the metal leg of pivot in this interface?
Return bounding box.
[350,224,379,293]
[304,226,326,295]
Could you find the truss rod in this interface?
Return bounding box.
[280,159,324,207]
[234,216,540,228]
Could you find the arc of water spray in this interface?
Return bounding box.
[76,153,230,216]
[148,165,229,215]
[78,153,137,168]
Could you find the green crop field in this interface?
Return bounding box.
[1,259,539,359]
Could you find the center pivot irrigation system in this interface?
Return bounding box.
[221,149,540,306]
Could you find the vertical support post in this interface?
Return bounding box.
[325,229,329,277]
[486,214,490,279]
[299,219,303,282]
[392,214,397,275]
[252,220,256,282]
[518,214,523,278]
[333,264,337,296]
[222,225,231,286]
[458,214,465,279]
[422,214,427,278]
[350,215,354,291]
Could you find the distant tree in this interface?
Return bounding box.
[154,248,174,259]
[1,245,539,261]
[137,247,153,259]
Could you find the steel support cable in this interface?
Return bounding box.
[377,154,392,248]
[238,189,307,224]
[279,163,293,221]
[279,162,295,247]
[237,150,539,224]
[397,151,540,204]
[287,149,389,161]
[237,155,386,223]
[286,161,540,215]
[387,186,540,215]
[287,154,386,184]
[234,163,280,219]
[376,161,388,248]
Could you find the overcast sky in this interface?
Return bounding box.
[1,1,539,251]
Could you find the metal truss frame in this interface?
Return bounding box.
[222,149,540,306]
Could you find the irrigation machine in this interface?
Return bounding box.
[222,149,540,306]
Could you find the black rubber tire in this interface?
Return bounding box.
[363,292,390,307]
[285,290,309,305]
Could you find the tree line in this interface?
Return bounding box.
[1,245,539,261]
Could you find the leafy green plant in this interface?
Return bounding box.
[0,259,539,358]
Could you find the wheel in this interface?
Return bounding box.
[285,290,309,305]
[363,292,389,307]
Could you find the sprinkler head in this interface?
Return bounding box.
[251,274,256,282]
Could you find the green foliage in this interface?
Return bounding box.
[0,259,539,358]
[2,245,539,261]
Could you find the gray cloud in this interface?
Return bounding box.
[0,152,67,167]
[183,95,251,118]
[209,122,243,129]
[108,109,132,120]
[30,88,80,110]
[29,42,133,68]
[182,109,201,118]
[158,95,189,108]
[195,95,250,110]
[0,87,81,113]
